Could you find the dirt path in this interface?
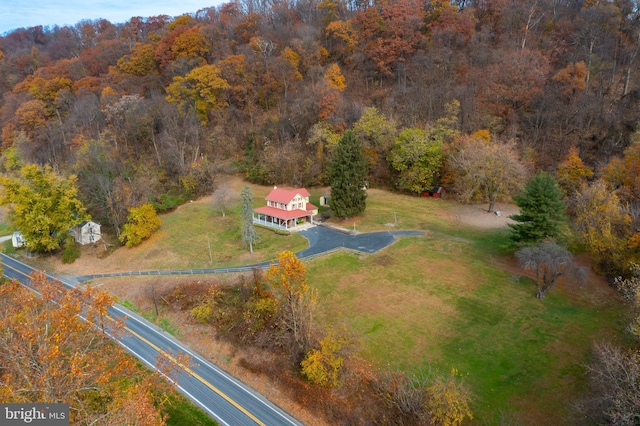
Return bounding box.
[450,202,520,229]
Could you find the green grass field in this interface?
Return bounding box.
[304,225,624,424]
[23,181,627,424]
[117,195,309,270]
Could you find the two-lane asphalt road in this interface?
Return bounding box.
[1,253,303,426]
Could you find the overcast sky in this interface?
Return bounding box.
[0,1,223,35]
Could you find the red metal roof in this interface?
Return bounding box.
[265,187,311,204]
[305,203,318,211]
[254,206,312,220]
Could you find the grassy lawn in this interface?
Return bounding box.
[305,228,625,424]
[117,194,309,270]
[9,180,626,424]
[0,221,14,236]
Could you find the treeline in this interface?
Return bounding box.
[0,0,640,264]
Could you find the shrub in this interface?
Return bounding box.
[426,372,473,426]
[151,193,184,212]
[243,296,280,335]
[189,286,218,323]
[62,243,80,264]
[190,304,214,323]
[301,333,346,387]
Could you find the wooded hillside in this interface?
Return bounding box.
[0,0,639,241]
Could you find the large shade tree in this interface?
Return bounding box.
[0,164,89,252]
[388,128,443,194]
[447,136,528,213]
[328,130,368,218]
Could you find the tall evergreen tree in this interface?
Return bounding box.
[508,172,567,245]
[240,186,258,253]
[328,130,368,219]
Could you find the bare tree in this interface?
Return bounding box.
[613,264,640,342]
[515,241,584,298]
[211,181,233,217]
[579,341,640,425]
[447,136,528,213]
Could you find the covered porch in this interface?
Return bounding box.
[253,206,314,231]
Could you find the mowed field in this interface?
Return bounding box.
[307,189,625,424]
[32,179,626,425]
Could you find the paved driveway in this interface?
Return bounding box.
[296,226,425,259]
[72,226,425,282]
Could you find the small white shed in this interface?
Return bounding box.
[73,221,102,245]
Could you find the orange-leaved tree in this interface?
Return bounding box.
[0,273,167,425]
[556,146,593,196]
[324,63,346,91]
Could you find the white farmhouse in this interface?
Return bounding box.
[72,221,102,245]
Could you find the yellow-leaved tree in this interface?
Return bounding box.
[117,42,158,76]
[0,163,89,252]
[572,180,631,273]
[119,203,161,247]
[265,251,317,352]
[556,146,593,195]
[165,64,229,125]
[301,332,346,387]
[325,63,346,91]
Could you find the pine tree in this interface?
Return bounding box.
[241,186,258,253]
[508,172,568,245]
[328,130,368,218]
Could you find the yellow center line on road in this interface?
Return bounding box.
[2,261,266,426]
[116,316,266,426]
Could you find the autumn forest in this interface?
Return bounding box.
[3,0,640,424]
